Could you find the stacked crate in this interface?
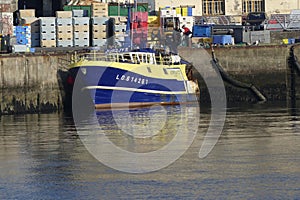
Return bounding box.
[113,16,127,46]
[56,11,73,47]
[13,25,31,49]
[91,2,108,17]
[40,17,56,47]
[19,9,40,47]
[73,17,90,47]
[180,6,195,17]
[19,9,36,19]
[91,17,109,47]
[21,17,40,47]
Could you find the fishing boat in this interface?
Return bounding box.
[64,2,199,109]
[65,47,199,109]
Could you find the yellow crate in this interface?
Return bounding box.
[92,25,106,32]
[57,33,73,40]
[56,11,72,18]
[19,9,35,18]
[40,40,56,47]
[176,7,181,15]
[92,31,107,39]
[148,16,159,24]
[282,38,289,44]
[92,3,108,10]
[92,11,108,17]
[57,26,73,33]
[73,25,89,32]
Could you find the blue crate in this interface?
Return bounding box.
[188,7,193,16]
[17,38,31,45]
[16,34,31,39]
[213,35,233,45]
[193,25,212,37]
[288,38,295,44]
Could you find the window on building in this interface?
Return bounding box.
[203,0,225,15]
[242,0,265,14]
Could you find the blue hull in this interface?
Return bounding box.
[71,65,197,108]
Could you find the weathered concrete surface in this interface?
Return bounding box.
[179,45,300,103]
[1,45,300,115]
[0,52,71,114]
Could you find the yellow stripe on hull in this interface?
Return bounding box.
[70,60,189,81]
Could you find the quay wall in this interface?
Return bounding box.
[0,52,71,114]
[179,45,300,103]
[1,45,300,114]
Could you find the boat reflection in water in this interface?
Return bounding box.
[74,104,199,173]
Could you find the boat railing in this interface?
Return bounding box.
[71,51,182,66]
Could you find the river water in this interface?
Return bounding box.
[0,101,299,199]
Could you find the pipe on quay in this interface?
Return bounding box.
[211,48,267,102]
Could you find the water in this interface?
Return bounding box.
[0,102,300,199]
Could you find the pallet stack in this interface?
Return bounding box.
[56,11,73,47]
[13,25,31,49]
[91,17,108,47]
[92,2,108,18]
[19,10,40,47]
[90,2,109,47]
[40,17,56,47]
[113,16,127,46]
[73,17,90,47]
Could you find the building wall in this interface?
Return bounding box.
[225,0,243,15]
[152,0,299,16]
[154,0,202,15]
[265,0,298,15]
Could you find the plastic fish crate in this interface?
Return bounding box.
[91,17,109,25]
[56,18,72,26]
[192,25,212,37]
[213,35,233,45]
[73,17,90,25]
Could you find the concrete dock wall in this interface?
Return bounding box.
[1,45,300,114]
[179,45,300,103]
[0,52,71,114]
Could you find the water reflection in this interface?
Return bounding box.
[0,102,299,199]
[96,106,192,153]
